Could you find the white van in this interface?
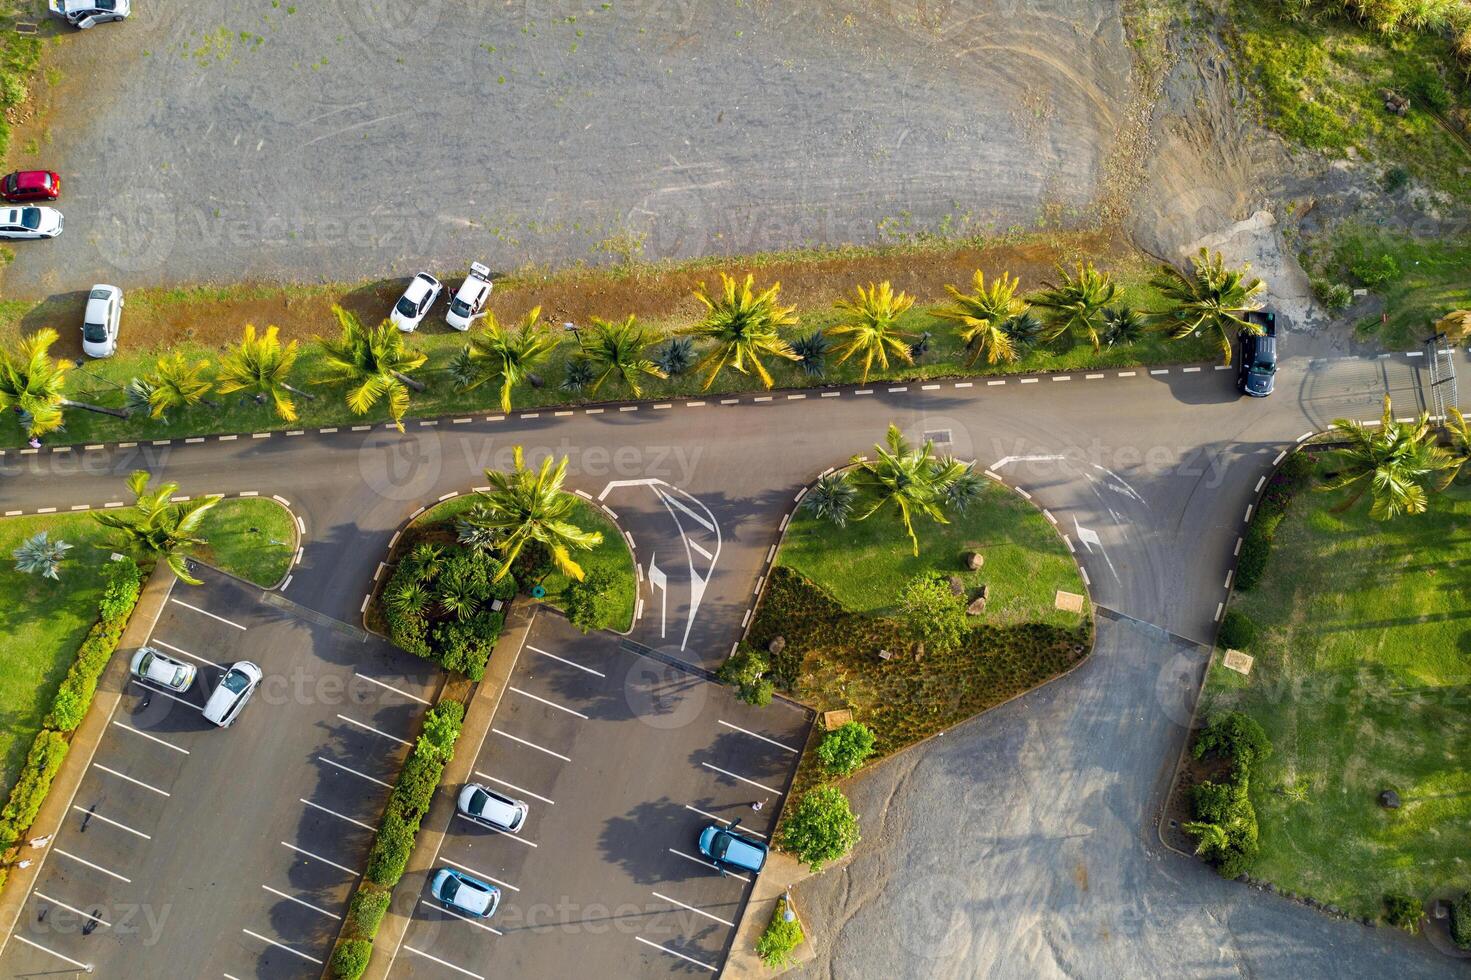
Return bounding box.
[445,262,492,330]
[203,662,262,728]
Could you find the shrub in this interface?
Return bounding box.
[45,686,88,732]
[1383,892,1422,933]
[898,574,968,655]
[345,886,391,939]
[1193,711,1272,772]
[755,897,805,968]
[1217,610,1257,652]
[1236,452,1314,591]
[1381,166,1410,194]
[1350,252,1400,288]
[1449,891,1471,949]
[817,721,876,776]
[718,646,773,704]
[44,612,134,732]
[0,731,69,853]
[419,698,465,755]
[780,785,859,871]
[1311,278,1353,312]
[381,542,512,675]
[565,569,619,633]
[99,557,143,620]
[365,809,416,886]
[1186,777,1260,877]
[330,939,373,979]
[364,699,465,887]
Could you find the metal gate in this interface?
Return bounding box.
[1426,331,1458,421]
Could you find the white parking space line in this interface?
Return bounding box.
[13,936,92,973]
[684,805,766,838]
[54,848,130,883]
[453,814,539,846]
[150,639,224,671]
[127,680,202,711]
[111,721,189,755]
[635,936,717,972]
[652,890,735,927]
[717,720,800,754]
[337,713,410,746]
[493,728,571,762]
[241,929,322,965]
[72,805,149,840]
[318,757,392,789]
[280,841,359,877]
[93,763,170,797]
[34,892,111,928]
[667,848,750,883]
[170,598,247,630]
[701,762,782,796]
[509,686,588,719]
[420,899,504,935]
[353,672,430,705]
[527,644,605,677]
[441,857,519,892]
[301,798,376,832]
[474,773,553,806]
[262,884,341,921]
[404,945,487,979]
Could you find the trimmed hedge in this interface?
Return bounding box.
[1450,891,1471,949]
[1217,609,1257,652]
[330,939,373,980]
[363,698,465,887]
[344,885,391,940]
[0,731,69,856]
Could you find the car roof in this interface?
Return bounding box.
[403,275,434,301]
[13,171,52,189]
[469,786,521,824]
[455,277,489,299]
[446,871,494,913]
[722,833,766,870]
[143,654,186,683]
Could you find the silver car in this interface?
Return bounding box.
[0,207,61,240]
[456,782,528,833]
[129,646,197,693]
[48,0,130,29]
[202,661,262,727]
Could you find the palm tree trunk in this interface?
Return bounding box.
[61,398,130,419]
[282,383,317,402]
[392,370,426,393]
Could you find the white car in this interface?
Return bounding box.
[456,782,528,833]
[48,0,129,28]
[202,661,262,728]
[445,262,492,331]
[81,284,123,358]
[129,646,197,693]
[390,272,442,332]
[0,206,61,240]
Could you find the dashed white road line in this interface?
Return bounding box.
[13,936,92,972]
[717,720,800,754]
[169,598,247,631]
[652,891,735,928]
[474,772,554,807]
[337,713,410,746]
[509,686,588,719]
[241,929,322,965]
[318,757,393,789]
[112,721,189,755]
[280,842,359,877]
[54,848,130,883]
[93,763,170,797]
[635,936,717,972]
[700,762,782,795]
[353,672,430,705]
[494,728,571,762]
[262,884,341,921]
[527,644,604,677]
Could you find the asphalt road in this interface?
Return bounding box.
[0,566,440,977]
[0,348,1461,977]
[1,0,1130,297]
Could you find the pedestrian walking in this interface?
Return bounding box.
[27,834,51,848]
[752,800,764,812]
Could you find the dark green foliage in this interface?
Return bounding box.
[817,721,876,776]
[1311,278,1353,312]
[791,330,828,377]
[1237,451,1316,591]
[654,337,694,376]
[899,574,967,655]
[1350,252,1400,288]
[718,646,774,705]
[1101,307,1148,347]
[99,557,143,620]
[330,939,373,979]
[1449,891,1471,949]
[1383,891,1422,932]
[1186,710,1273,878]
[0,731,68,855]
[564,569,620,633]
[383,544,513,677]
[44,562,143,732]
[756,897,805,967]
[561,356,595,392]
[344,886,391,939]
[1218,609,1257,651]
[803,472,857,527]
[1399,63,1450,112]
[1381,166,1410,193]
[1002,311,1042,351]
[1193,711,1273,772]
[779,785,859,871]
[942,470,984,512]
[364,699,464,887]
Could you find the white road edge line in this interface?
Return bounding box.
[700,762,782,796]
[112,721,189,755]
[300,798,375,831]
[668,848,751,882]
[336,713,411,746]
[34,891,111,928]
[72,805,149,840]
[13,936,92,973]
[474,773,553,806]
[421,899,504,935]
[635,936,717,972]
[319,757,393,789]
[54,848,130,883]
[494,728,572,762]
[93,763,170,797]
[442,857,521,892]
[527,644,605,677]
[454,813,539,846]
[684,804,766,838]
[150,639,224,671]
[717,719,800,754]
[241,929,322,965]
[404,945,487,979]
[169,598,247,630]
[280,841,360,877]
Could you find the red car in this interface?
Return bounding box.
[1,171,60,203]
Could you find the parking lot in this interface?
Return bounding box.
[0,565,440,977]
[391,613,811,980]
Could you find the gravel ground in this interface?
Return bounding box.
[2,0,1134,298]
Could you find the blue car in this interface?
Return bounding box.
[429,868,501,919]
[697,822,768,876]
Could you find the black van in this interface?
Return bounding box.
[1238,310,1277,397]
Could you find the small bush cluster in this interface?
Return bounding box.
[382,544,514,680]
[1185,711,1273,878]
[1449,891,1471,949]
[817,721,876,776]
[717,645,775,706]
[1382,891,1422,933]
[779,785,860,872]
[329,939,373,979]
[363,699,465,888]
[0,731,68,858]
[755,896,805,968]
[1217,609,1257,651]
[564,569,620,634]
[1236,451,1315,591]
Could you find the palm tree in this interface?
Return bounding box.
[93,470,221,585]
[848,424,972,555]
[0,328,128,438]
[1033,262,1118,350]
[803,472,857,526]
[578,315,668,397]
[1319,395,1457,520]
[680,273,799,390]
[1443,407,1471,481]
[1152,248,1265,364]
[829,282,915,383]
[1101,306,1149,348]
[930,270,1028,367]
[1183,821,1230,861]
[319,307,428,431]
[133,352,216,420]
[216,324,311,422]
[12,531,71,580]
[450,306,559,413]
[466,446,604,581]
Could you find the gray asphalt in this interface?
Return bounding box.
[1,0,1128,297]
[0,349,1460,977]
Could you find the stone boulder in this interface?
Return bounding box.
[967,552,984,571]
[1378,789,1401,809]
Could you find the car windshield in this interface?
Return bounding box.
[88,288,111,300]
[83,322,108,343]
[440,877,459,903]
[711,832,731,860]
[168,666,186,686]
[2,176,14,194]
[449,296,472,317]
[221,669,250,694]
[395,295,419,317]
[20,209,40,230]
[469,789,490,813]
[1253,359,1276,373]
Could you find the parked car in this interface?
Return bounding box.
[202,661,262,728]
[0,206,62,240]
[390,272,442,332]
[697,821,768,876]
[445,262,493,330]
[81,284,123,358]
[429,867,501,919]
[1237,310,1278,398]
[0,171,60,203]
[47,0,130,28]
[456,782,528,833]
[129,646,197,693]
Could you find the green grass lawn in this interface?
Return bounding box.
[1205,468,1471,916]
[195,498,297,588]
[777,478,1087,630]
